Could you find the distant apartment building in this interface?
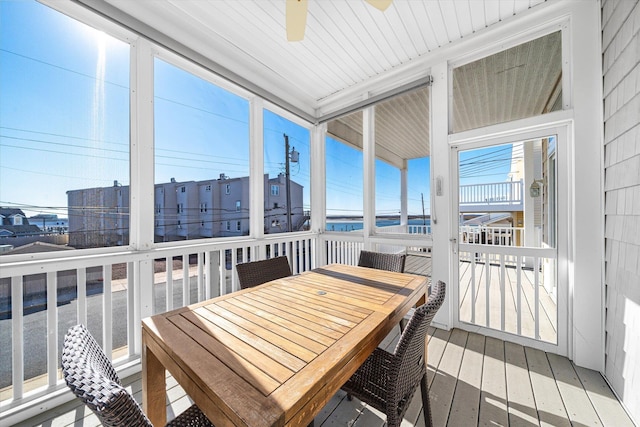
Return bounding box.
[67,182,130,248]
[264,173,305,233]
[68,174,304,247]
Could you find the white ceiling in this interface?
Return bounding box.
[77,0,558,165]
[94,0,548,119]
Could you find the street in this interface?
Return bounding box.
[0,278,201,389]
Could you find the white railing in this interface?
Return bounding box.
[0,233,316,421]
[459,180,523,208]
[325,239,364,265]
[459,225,524,247]
[1,229,434,424]
[375,223,433,235]
[457,244,557,344]
[408,224,432,234]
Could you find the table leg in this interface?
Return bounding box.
[143,339,166,426]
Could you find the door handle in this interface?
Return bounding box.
[450,238,458,254]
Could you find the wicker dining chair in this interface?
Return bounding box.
[342,280,446,427]
[236,256,292,289]
[358,250,412,330]
[62,324,214,427]
[357,250,406,273]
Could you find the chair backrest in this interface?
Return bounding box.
[392,281,446,405]
[236,256,293,289]
[62,324,152,427]
[357,250,406,273]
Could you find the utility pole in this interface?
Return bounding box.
[421,192,426,226]
[283,134,298,232]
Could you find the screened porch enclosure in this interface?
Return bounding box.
[0,0,620,425]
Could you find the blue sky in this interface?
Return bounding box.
[1,1,513,221]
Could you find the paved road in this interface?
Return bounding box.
[0,279,201,389]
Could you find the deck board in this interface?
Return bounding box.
[546,353,603,426]
[430,328,467,427]
[479,336,509,427]
[504,342,539,426]
[574,365,636,427]
[447,331,484,426]
[15,326,634,427]
[524,347,571,427]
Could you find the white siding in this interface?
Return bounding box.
[602,0,640,424]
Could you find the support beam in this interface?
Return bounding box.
[310,123,327,266]
[129,38,155,250]
[250,98,265,241]
[430,61,451,329]
[362,105,376,247]
[400,161,408,226]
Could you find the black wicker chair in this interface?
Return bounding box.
[62,324,214,427]
[342,280,446,427]
[358,249,413,330]
[357,250,406,273]
[236,256,292,289]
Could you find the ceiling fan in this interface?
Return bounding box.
[286,0,393,41]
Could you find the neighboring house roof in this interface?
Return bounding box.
[3,241,74,255]
[463,213,513,227]
[0,208,26,217]
[0,208,29,224]
[0,208,39,235]
[0,224,41,235]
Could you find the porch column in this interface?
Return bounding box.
[310,122,327,267]
[362,105,375,247]
[430,61,451,329]
[130,38,155,352]
[249,97,265,258]
[400,160,408,227]
[569,1,604,371]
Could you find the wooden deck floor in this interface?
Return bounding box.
[12,256,634,427]
[15,326,634,427]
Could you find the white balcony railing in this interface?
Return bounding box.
[459,180,524,211]
[459,225,524,247]
[0,233,316,421]
[7,221,543,424]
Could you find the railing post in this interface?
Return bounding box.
[46,272,58,385]
[11,276,24,400]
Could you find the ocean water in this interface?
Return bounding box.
[326,218,430,232]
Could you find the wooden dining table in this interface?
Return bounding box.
[142,263,428,427]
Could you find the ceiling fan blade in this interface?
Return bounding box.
[365,0,392,11]
[286,0,308,41]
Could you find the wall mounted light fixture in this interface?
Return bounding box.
[529,179,544,198]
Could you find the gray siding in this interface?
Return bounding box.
[602,0,640,423]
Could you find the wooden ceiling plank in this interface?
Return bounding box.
[305,1,379,81]
[468,0,488,33]
[454,0,475,37]
[424,1,452,47]
[439,0,463,42]
[484,0,502,27]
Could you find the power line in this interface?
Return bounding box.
[0,48,129,90]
